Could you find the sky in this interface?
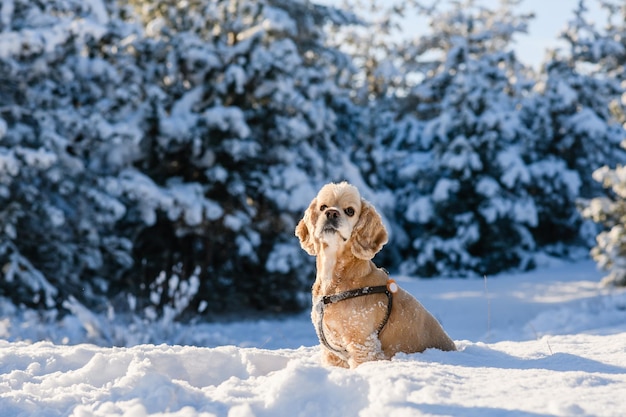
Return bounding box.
[488,0,606,68]
[320,0,607,69]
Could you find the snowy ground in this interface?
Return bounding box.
[1,259,626,416]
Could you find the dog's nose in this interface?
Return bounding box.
[325,208,340,219]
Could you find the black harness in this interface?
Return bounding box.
[314,280,395,359]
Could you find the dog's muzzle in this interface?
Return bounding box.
[319,209,348,241]
[321,209,340,232]
[321,220,348,242]
[322,219,339,233]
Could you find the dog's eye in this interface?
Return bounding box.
[344,207,355,217]
[320,205,328,211]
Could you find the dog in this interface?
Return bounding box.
[295,181,456,368]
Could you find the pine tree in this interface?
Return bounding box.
[315,0,425,266]
[0,0,369,319]
[535,0,626,198]
[0,0,134,310]
[581,157,626,286]
[112,0,367,316]
[369,1,538,276]
[575,0,626,286]
[519,0,623,255]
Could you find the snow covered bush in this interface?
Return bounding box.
[368,2,540,276]
[548,1,626,195]
[581,162,626,286]
[528,60,625,198]
[0,0,134,310]
[0,0,369,318]
[115,0,369,316]
[363,0,626,277]
[522,0,626,258]
[569,0,626,287]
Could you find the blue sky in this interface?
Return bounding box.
[489,0,606,68]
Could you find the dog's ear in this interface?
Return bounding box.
[351,199,388,260]
[295,198,317,256]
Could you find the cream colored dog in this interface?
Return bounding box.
[296,182,456,368]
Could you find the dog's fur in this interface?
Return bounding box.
[296,182,456,368]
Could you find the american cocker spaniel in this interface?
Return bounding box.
[296,182,456,368]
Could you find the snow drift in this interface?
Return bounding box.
[2,335,625,417]
[1,260,626,417]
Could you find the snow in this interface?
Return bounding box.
[0,0,14,32]
[440,137,483,177]
[265,243,303,274]
[593,165,626,198]
[405,196,433,224]
[530,159,582,199]
[0,148,19,177]
[2,0,626,415]
[567,108,609,138]
[432,178,459,202]
[262,6,298,36]
[2,260,625,416]
[497,147,530,189]
[202,106,251,139]
[84,0,109,25]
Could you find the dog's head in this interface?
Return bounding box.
[295,182,388,260]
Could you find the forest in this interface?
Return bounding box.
[1,0,626,323]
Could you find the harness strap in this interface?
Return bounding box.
[315,280,395,359]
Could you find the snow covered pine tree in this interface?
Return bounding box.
[372,1,539,277]
[582,161,626,287]
[1,0,369,319]
[575,0,626,287]
[109,0,367,316]
[0,0,134,311]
